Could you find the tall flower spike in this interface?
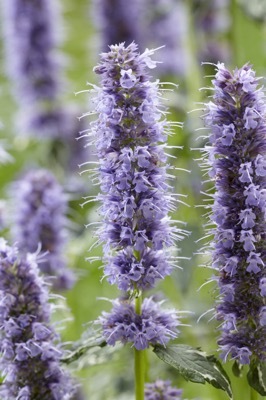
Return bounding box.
[91,42,185,292]
[1,0,64,136]
[202,63,266,365]
[11,169,75,290]
[145,380,183,400]
[0,239,77,399]
[88,42,185,349]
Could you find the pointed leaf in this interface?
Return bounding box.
[247,361,266,396]
[153,344,232,399]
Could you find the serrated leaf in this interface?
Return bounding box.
[61,334,106,365]
[247,361,266,396]
[153,344,232,399]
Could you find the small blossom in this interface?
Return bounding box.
[145,380,183,400]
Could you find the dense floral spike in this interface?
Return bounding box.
[88,43,184,351]
[202,63,266,364]
[90,42,185,292]
[1,0,64,136]
[98,298,179,350]
[11,169,74,290]
[145,380,183,400]
[0,239,77,399]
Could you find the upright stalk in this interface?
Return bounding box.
[250,387,259,400]
[135,294,145,400]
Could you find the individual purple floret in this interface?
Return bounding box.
[202,63,266,364]
[145,380,183,400]
[1,0,64,136]
[0,239,77,399]
[11,169,74,290]
[98,297,179,350]
[89,42,185,292]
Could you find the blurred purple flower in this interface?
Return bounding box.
[98,297,179,350]
[11,169,75,290]
[203,63,266,364]
[1,0,66,137]
[0,239,77,399]
[87,42,184,351]
[92,0,141,50]
[139,0,189,76]
[92,0,188,77]
[145,380,183,400]
[194,0,231,63]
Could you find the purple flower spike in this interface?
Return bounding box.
[1,0,64,137]
[0,239,77,399]
[11,169,75,290]
[98,298,179,350]
[202,63,266,364]
[145,380,183,400]
[89,42,185,292]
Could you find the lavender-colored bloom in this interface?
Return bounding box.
[203,63,266,364]
[0,239,76,399]
[1,0,64,136]
[11,169,74,290]
[90,42,184,292]
[98,297,179,350]
[145,380,183,400]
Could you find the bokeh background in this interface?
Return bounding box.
[0,0,266,399]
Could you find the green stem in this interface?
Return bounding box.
[135,294,145,400]
[250,387,259,400]
[229,0,239,66]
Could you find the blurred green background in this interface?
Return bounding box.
[0,0,266,399]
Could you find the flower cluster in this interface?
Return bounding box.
[11,169,74,290]
[203,63,266,364]
[194,0,231,63]
[1,0,64,136]
[0,239,76,399]
[99,298,179,350]
[145,380,183,400]
[89,43,184,349]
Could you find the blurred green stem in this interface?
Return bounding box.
[250,387,259,400]
[135,294,145,400]
[230,0,239,66]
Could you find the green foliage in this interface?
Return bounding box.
[153,344,232,399]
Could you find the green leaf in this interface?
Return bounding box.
[247,361,266,396]
[61,333,106,365]
[153,344,232,399]
[232,360,243,378]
